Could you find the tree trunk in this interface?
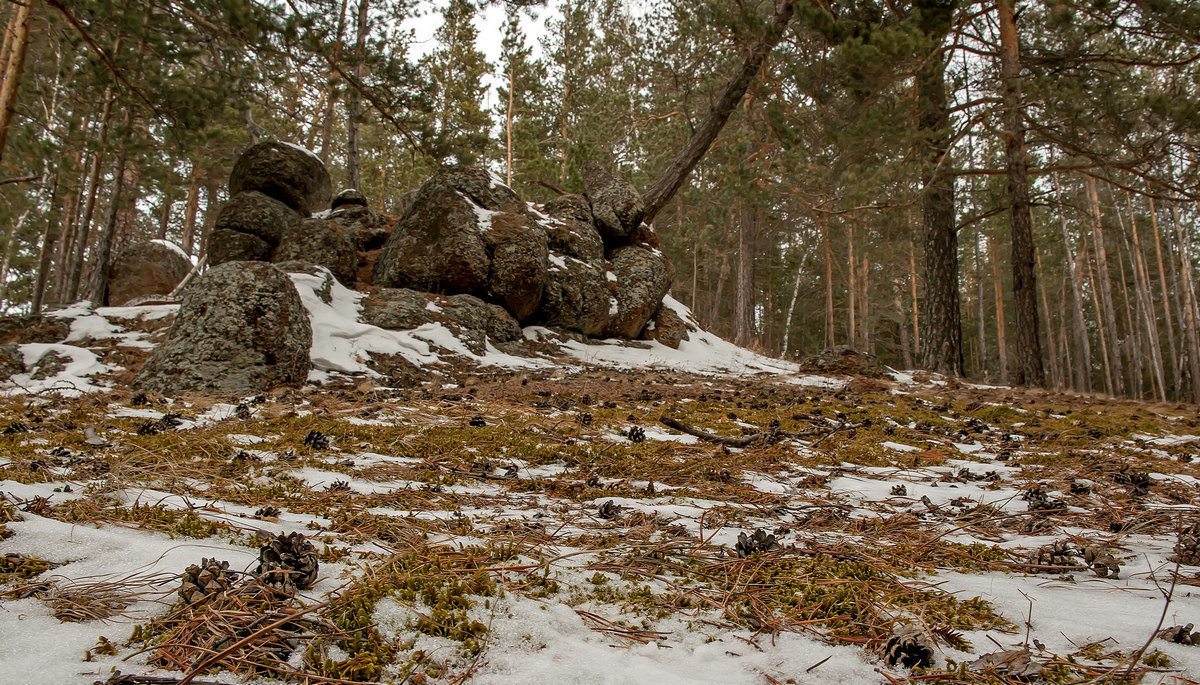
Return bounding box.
[319,0,350,166]
[847,222,857,345]
[825,217,835,349]
[997,0,1043,386]
[734,206,756,347]
[345,0,368,190]
[973,229,987,378]
[1122,190,1166,401]
[0,0,32,167]
[197,177,221,262]
[641,0,798,225]
[86,140,130,305]
[915,1,963,376]
[180,164,202,255]
[1085,175,1123,395]
[1147,192,1178,398]
[1171,202,1200,404]
[990,236,1008,384]
[908,231,920,355]
[30,169,65,314]
[1053,174,1092,392]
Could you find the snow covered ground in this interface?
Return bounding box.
[2,294,1200,684]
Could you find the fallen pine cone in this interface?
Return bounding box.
[881,623,934,669]
[179,558,236,606]
[735,530,780,558]
[1082,546,1120,578]
[256,532,319,592]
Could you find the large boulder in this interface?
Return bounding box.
[361,288,521,355]
[0,343,24,379]
[327,203,391,252]
[106,241,192,306]
[606,246,674,339]
[485,212,547,322]
[543,195,604,264]
[535,257,611,336]
[207,228,273,266]
[228,141,332,217]
[133,262,312,394]
[581,161,644,246]
[644,305,691,349]
[373,175,490,294]
[372,166,530,298]
[214,191,299,249]
[273,218,358,287]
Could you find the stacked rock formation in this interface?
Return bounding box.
[371,161,676,343]
[135,141,682,394]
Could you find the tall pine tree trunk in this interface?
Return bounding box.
[998,0,1043,386]
[180,165,201,255]
[1053,174,1092,392]
[915,0,963,376]
[1146,193,1178,397]
[734,206,756,347]
[0,0,32,167]
[345,0,368,190]
[1085,175,1123,395]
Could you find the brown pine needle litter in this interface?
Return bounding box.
[3,371,1200,682]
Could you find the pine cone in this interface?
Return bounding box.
[1158,624,1200,645]
[881,624,935,669]
[1173,522,1200,565]
[469,416,486,427]
[597,500,622,519]
[890,484,908,496]
[302,430,330,450]
[735,530,780,558]
[179,558,236,606]
[1030,541,1078,570]
[626,426,646,443]
[256,532,319,592]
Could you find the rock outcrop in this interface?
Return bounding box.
[106,241,192,306]
[581,160,644,246]
[273,218,358,287]
[134,262,312,394]
[228,141,332,217]
[606,246,673,339]
[798,346,887,377]
[362,289,521,355]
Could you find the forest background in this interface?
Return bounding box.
[0,0,1198,402]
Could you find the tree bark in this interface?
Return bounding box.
[1053,173,1092,392]
[345,0,368,190]
[998,0,1043,386]
[180,164,201,255]
[0,0,32,167]
[734,206,757,347]
[916,2,963,377]
[990,236,1008,384]
[1085,174,1123,395]
[1147,192,1178,398]
[320,0,350,166]
[641,0,798,225]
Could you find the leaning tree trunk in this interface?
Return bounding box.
[915,0,963,377]
[641,0,798,225]
[998,0,1043,386]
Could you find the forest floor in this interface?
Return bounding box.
[3,364,1200,685]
